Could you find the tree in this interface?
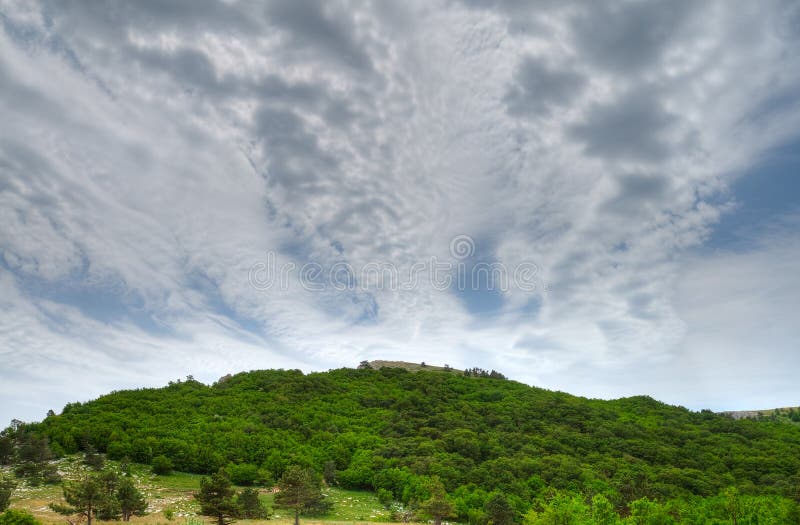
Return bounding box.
[590,494,618,525]
[274,466,327,525]
[117,477,147,521]
[723,487,740,525]
[0,434,13,466]
[484,492,514,525]
[522,492,589,525]
[236,488,268,519]
[95,471,122,520]
[195,469,239,525]
[419,477,455,525]
[83,446,105,471]
[358,361,372,370]
[14,431,59,485]
[323,461,337,486]
[0,475,16,512]
[50,476,104,525]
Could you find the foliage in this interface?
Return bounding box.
[50,470,147,525]
[117,477,147,521]
[485,492,515,525]
[0,509,40,525]
[83,445,105,471]
[235,488,269,519]
[418,477,455,525]
[0,475,16,513]
[376,488,394,508]
[153,455,174,475]
[225,463,265,486]
[10,367,800,522]
[11,429,59,486]
[194,468,239,525]
[274,465,329,525]
[50,475,106,525]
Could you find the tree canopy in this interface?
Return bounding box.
[13,366,800,521]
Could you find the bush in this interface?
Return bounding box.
[152,455,174,475]
[377,488,394,508]
[225,463,261,486]
[0,509,41,525]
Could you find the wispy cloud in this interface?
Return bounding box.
[1,0,799,423]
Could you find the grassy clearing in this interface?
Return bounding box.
[5,459,403,525]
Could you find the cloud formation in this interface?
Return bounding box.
[1,0,800,423]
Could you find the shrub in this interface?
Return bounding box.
[152,455,174,475]
[377,488,393,508]
[0,509,41,525]
[225,463,261,486]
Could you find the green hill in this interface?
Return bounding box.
[12,366,800,521]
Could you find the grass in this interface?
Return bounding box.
[5,458,407,525]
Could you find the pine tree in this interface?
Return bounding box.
[195,469,239,525]
[0,475,16,512]
[50,476,104,525]
[419,477,454,525]
[235,488,268,519]
[274,466,327,525]
[14,431,59,485]
[117,477,147,521]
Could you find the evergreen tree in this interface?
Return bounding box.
[0,434,13,466]
[117,478,147,521]
[14,431,59,485]
[83,446,105,471]
[50,476,104,525]
[195,469,239,525]
[0,475,16,512]
[274,466,327,525]
[323,461,337,486]
[235,488,268,519]
[419,477,455,525]
[95,471,122,521]
[484,492,514,525]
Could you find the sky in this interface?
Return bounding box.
[1,0,800,425]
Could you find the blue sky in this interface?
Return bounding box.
[1,0,800,425]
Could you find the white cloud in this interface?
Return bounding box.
[1,0,799,422]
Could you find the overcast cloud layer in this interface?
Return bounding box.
[2,0,800,424]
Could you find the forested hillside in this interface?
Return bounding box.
[10,366,800,521]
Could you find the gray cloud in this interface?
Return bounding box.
[571,0,698,74]
[504,56,586,117]
[265,1,375,73]
[255,106,339,194]
[569,89,677,162]
[601,173,672,216]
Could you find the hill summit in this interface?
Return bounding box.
[21,367,800,520]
